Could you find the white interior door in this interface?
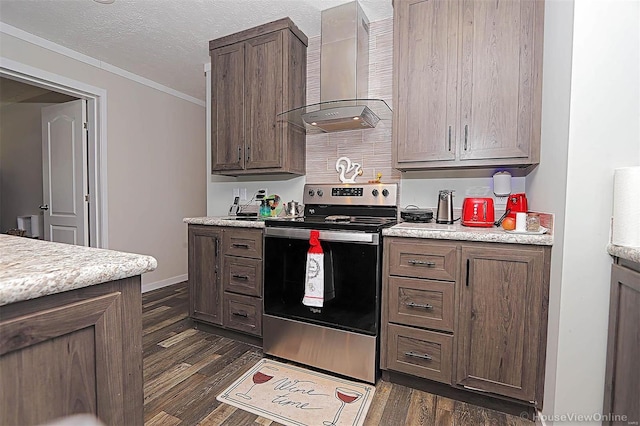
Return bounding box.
[41,99,88,245]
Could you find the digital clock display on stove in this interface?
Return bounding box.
[331,187,363,196]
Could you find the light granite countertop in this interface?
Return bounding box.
[184,217,553,245]
[607,244,640,264]
[183,216,266,228]
[0,235,157,306]
[384,222,554,246]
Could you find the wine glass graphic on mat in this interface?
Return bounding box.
[236,366,277,400]
[323,387,362,425]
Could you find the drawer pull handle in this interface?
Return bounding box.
[232,274,249,280]
[232,243,250,249]
[408,260,435,267]
[405,351,432,361]
[232,311,248,318]
[405,301,434,310]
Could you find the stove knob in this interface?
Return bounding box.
[308,189,315,197]
[372,189,379,196]
[382,189,389,197]
[317,189,324,197]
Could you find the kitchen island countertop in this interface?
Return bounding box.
[384,222,554,246]
[0,234,157,306]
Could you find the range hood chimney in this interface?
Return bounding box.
[278,1,391,133]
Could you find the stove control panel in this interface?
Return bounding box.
[303,183,398,206]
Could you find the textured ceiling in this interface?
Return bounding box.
[0,0,393,102]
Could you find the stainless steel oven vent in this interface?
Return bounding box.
[277,1,391,134]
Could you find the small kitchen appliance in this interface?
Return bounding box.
[461,197,495,227]
[401,207,433,223]
[436,190,455,224]
[505,193,528,219]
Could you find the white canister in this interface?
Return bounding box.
[515,212,527,232]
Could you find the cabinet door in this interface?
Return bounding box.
[603,262,640,426]
[458,0,540,161]
[394,0,458,164]
[188,226,222,325]
[244,31,284,170]
[456,245,544,402]
[211,43,245,171]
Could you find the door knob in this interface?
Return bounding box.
[39,204,49,210]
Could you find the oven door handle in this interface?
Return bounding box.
[264,227,379,244]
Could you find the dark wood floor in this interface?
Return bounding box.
[142,283,534,426]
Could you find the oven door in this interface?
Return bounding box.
[263,227,382,335]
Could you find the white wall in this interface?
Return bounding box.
[529,0,640,423]
[0,102,50,234]
[526,0,574,416]
[0,32,207,289]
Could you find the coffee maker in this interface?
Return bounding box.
[436,190,455,224]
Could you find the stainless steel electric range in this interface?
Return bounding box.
[263,183,398,384]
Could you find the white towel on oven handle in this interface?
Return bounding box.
[302,230,324,307]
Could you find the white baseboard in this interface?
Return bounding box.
[141,274,188,293]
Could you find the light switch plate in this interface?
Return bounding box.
[240,188,247,201]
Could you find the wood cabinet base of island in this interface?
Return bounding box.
[0,277,143,426]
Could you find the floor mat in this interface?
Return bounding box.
[216,358,375,426]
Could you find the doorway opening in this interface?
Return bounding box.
[0,58,108,248]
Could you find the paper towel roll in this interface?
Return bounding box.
[493,171,512,196]
[612,166,640,247]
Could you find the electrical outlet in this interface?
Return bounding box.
[232,188,240,198]
[240,188,247,201]
[256,188,268,200]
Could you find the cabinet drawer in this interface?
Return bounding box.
[223,293,262,336]
[223,228,263,259]
[386,324,453,384]
[223,256,262,297]
[388,277,454,332]
[388,240,457,281]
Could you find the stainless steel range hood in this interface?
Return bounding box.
[278,1,391,133]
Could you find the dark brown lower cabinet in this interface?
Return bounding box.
[0,277,143,425]
[188,224,264,338]
[456,245,548,404]
[382,237,551,410]
[603,258,640,426]
[189,225,223,324]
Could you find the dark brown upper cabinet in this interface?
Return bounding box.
[392,0,545,174]
[210,18,307,176]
